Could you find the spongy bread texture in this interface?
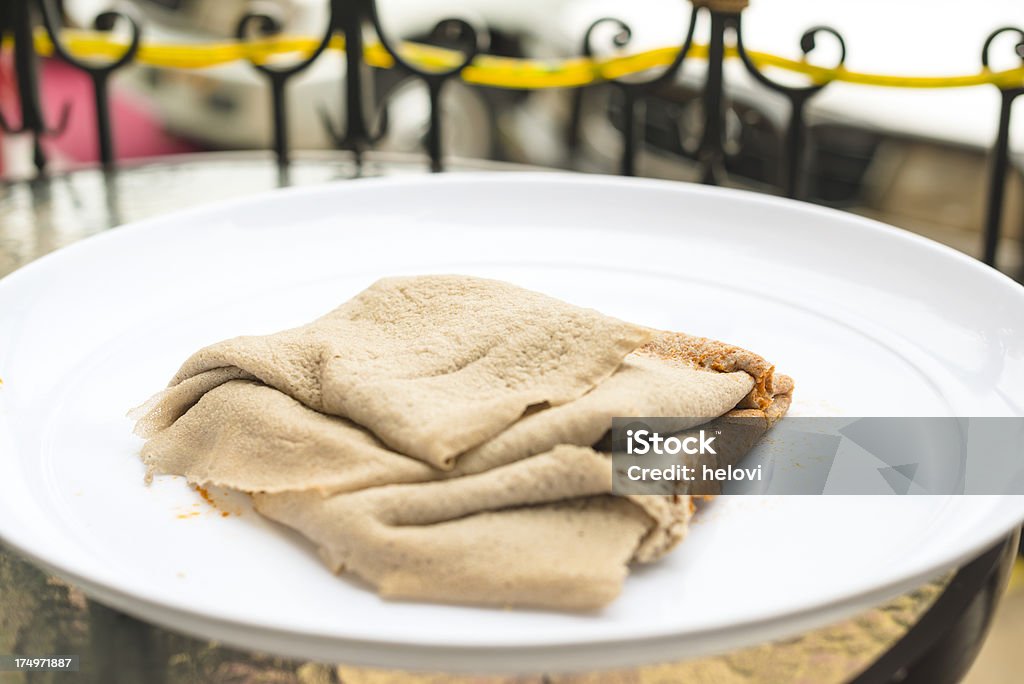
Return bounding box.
[135,275,653,470]
[137,349,757,495]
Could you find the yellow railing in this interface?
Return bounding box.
[21,29,1024,90]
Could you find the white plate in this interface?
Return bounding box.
[1,173,1023,673]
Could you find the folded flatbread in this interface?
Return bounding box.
[255,446,654,610]
[132,275,793,610]
[133,275,652,469]
[139,333,783,495]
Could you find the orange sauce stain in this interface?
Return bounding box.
[194,485,217,507]
[185,484,238,518]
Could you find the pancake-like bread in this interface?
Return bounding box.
[130,276,793,610]
[132,275,652,469]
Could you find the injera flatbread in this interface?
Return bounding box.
[252,377,789,611]
[130,276,795,610]
[253,446,661,610]
[133,275,653,469]
[138,334,761,495]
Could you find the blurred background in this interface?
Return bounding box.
[2,0,1023,276]
[1,1,1024,682]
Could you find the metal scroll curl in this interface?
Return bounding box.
[366,4,485,172]
[980,27,1024,268]
[0,1,66,172]
[34,0,141,170]
[571,7,698,176]
[733,20,846,198]
[235,9,334,170]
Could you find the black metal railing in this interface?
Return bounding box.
[0,0,1022,272]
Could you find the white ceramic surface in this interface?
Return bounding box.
[1,173,1023,672]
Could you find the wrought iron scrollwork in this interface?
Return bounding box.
[0,0,70,172]
[572,7,697,176]
[318,85,390,159]
[366,6,484,172]
[0,0,1018,276]
[236,0,387,171]
[235,0,479,173]
[35,0,141,171]
[235,9,333,169]
[571,3,845,196]
[980,27,1024,268]
[733,20,847,198]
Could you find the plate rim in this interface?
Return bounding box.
[2,172,1024,670]
[3,170,1022,299]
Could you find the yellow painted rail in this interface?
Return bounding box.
[19,29,1024,90]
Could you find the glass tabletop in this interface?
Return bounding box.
[0,150,540,278]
